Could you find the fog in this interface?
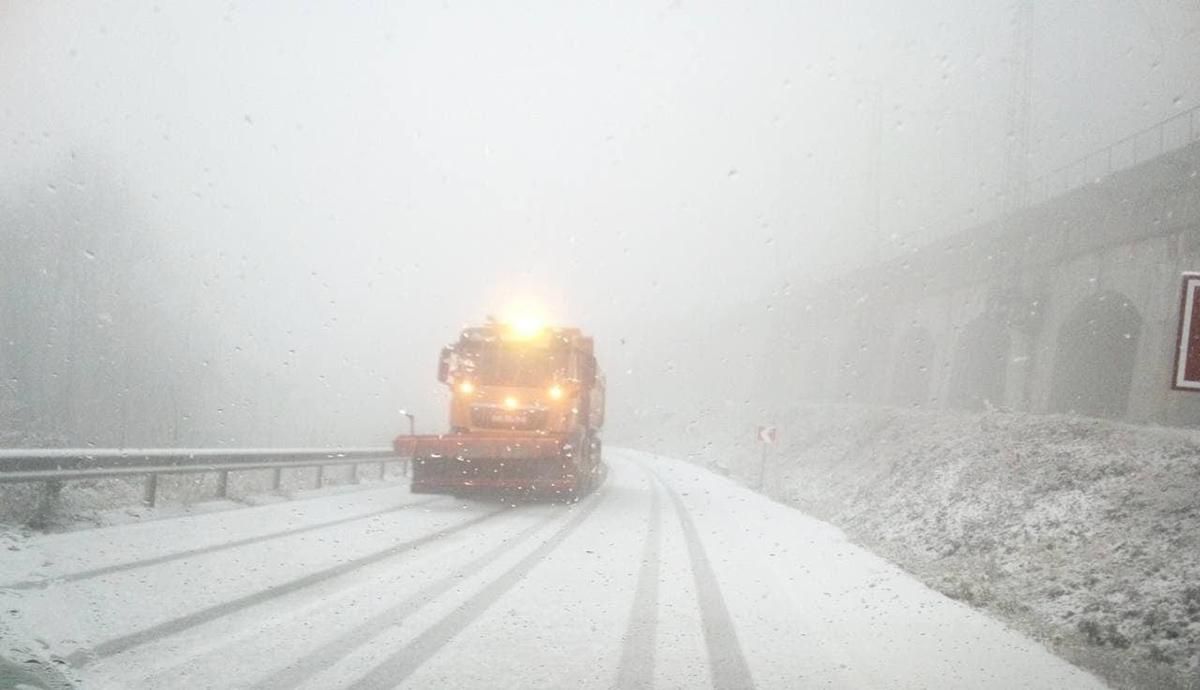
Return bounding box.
[2,1,1198,447]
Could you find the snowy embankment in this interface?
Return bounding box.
[644,404,1200,690]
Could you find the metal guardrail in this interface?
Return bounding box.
[1028,103,1200,205]
[0,447,407,507]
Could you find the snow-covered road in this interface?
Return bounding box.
[0,449,1104,689]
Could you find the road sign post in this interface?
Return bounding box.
[1173,273,1200,391]
[756,425,776,490]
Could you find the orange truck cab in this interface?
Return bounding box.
[395,319,605,498]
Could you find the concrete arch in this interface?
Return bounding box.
[890,325,934,406]
[797,335,831,399]
[1047,291,1142,418]
[834,312,894,403]
[832,323,861,401]
[948,316,1010,410]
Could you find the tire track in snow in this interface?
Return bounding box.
[652,467,754,690]
[349,482,610,689]
[65,507,507,667]
[614,469,662,690]
[3,497,443,590]
[251,509,560,690]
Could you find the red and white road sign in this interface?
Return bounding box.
[757,425,777,444]
[1173,273,1200,390]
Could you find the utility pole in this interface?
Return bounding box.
[1004,0,1035,211]
[872,83,883,249]
[866,80,885,264]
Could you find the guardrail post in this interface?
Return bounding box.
[29,481,63,530]
[143,474,158,507]
[350,463,359,484]
[216,470,229,499]
[315,465,324,488]
[272,467,283,492]
[379,461,386,479]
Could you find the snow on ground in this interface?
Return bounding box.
[636,403,1200,690]
[0,449,1103,688]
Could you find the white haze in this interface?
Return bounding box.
[1,1,1198,445]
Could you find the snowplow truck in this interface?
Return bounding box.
[393,320,605,497]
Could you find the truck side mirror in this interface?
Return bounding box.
[437,347,451,383]
[583,355,597,386]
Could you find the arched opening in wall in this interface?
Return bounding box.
[890,325,934,406]
[794,336,828,400]
[1048,291,1142,418]
[832,328,861,401]
[758,319,800,411]
[787,336,816,398]
[948,317,1010,410]
[871,321,897,401]
[834,315,892,403]
[823,316,852,401]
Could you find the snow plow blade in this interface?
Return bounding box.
[394,434,590,497]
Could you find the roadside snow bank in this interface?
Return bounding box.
[642,404,1200,690]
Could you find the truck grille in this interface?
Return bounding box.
[470,406,548,431]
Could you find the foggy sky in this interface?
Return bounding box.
[3,1,1198,442]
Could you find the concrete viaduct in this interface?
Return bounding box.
[768,132,1200,427]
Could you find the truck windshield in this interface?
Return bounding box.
[464,344,564,387]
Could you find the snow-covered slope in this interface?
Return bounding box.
[638,404,1200,689]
